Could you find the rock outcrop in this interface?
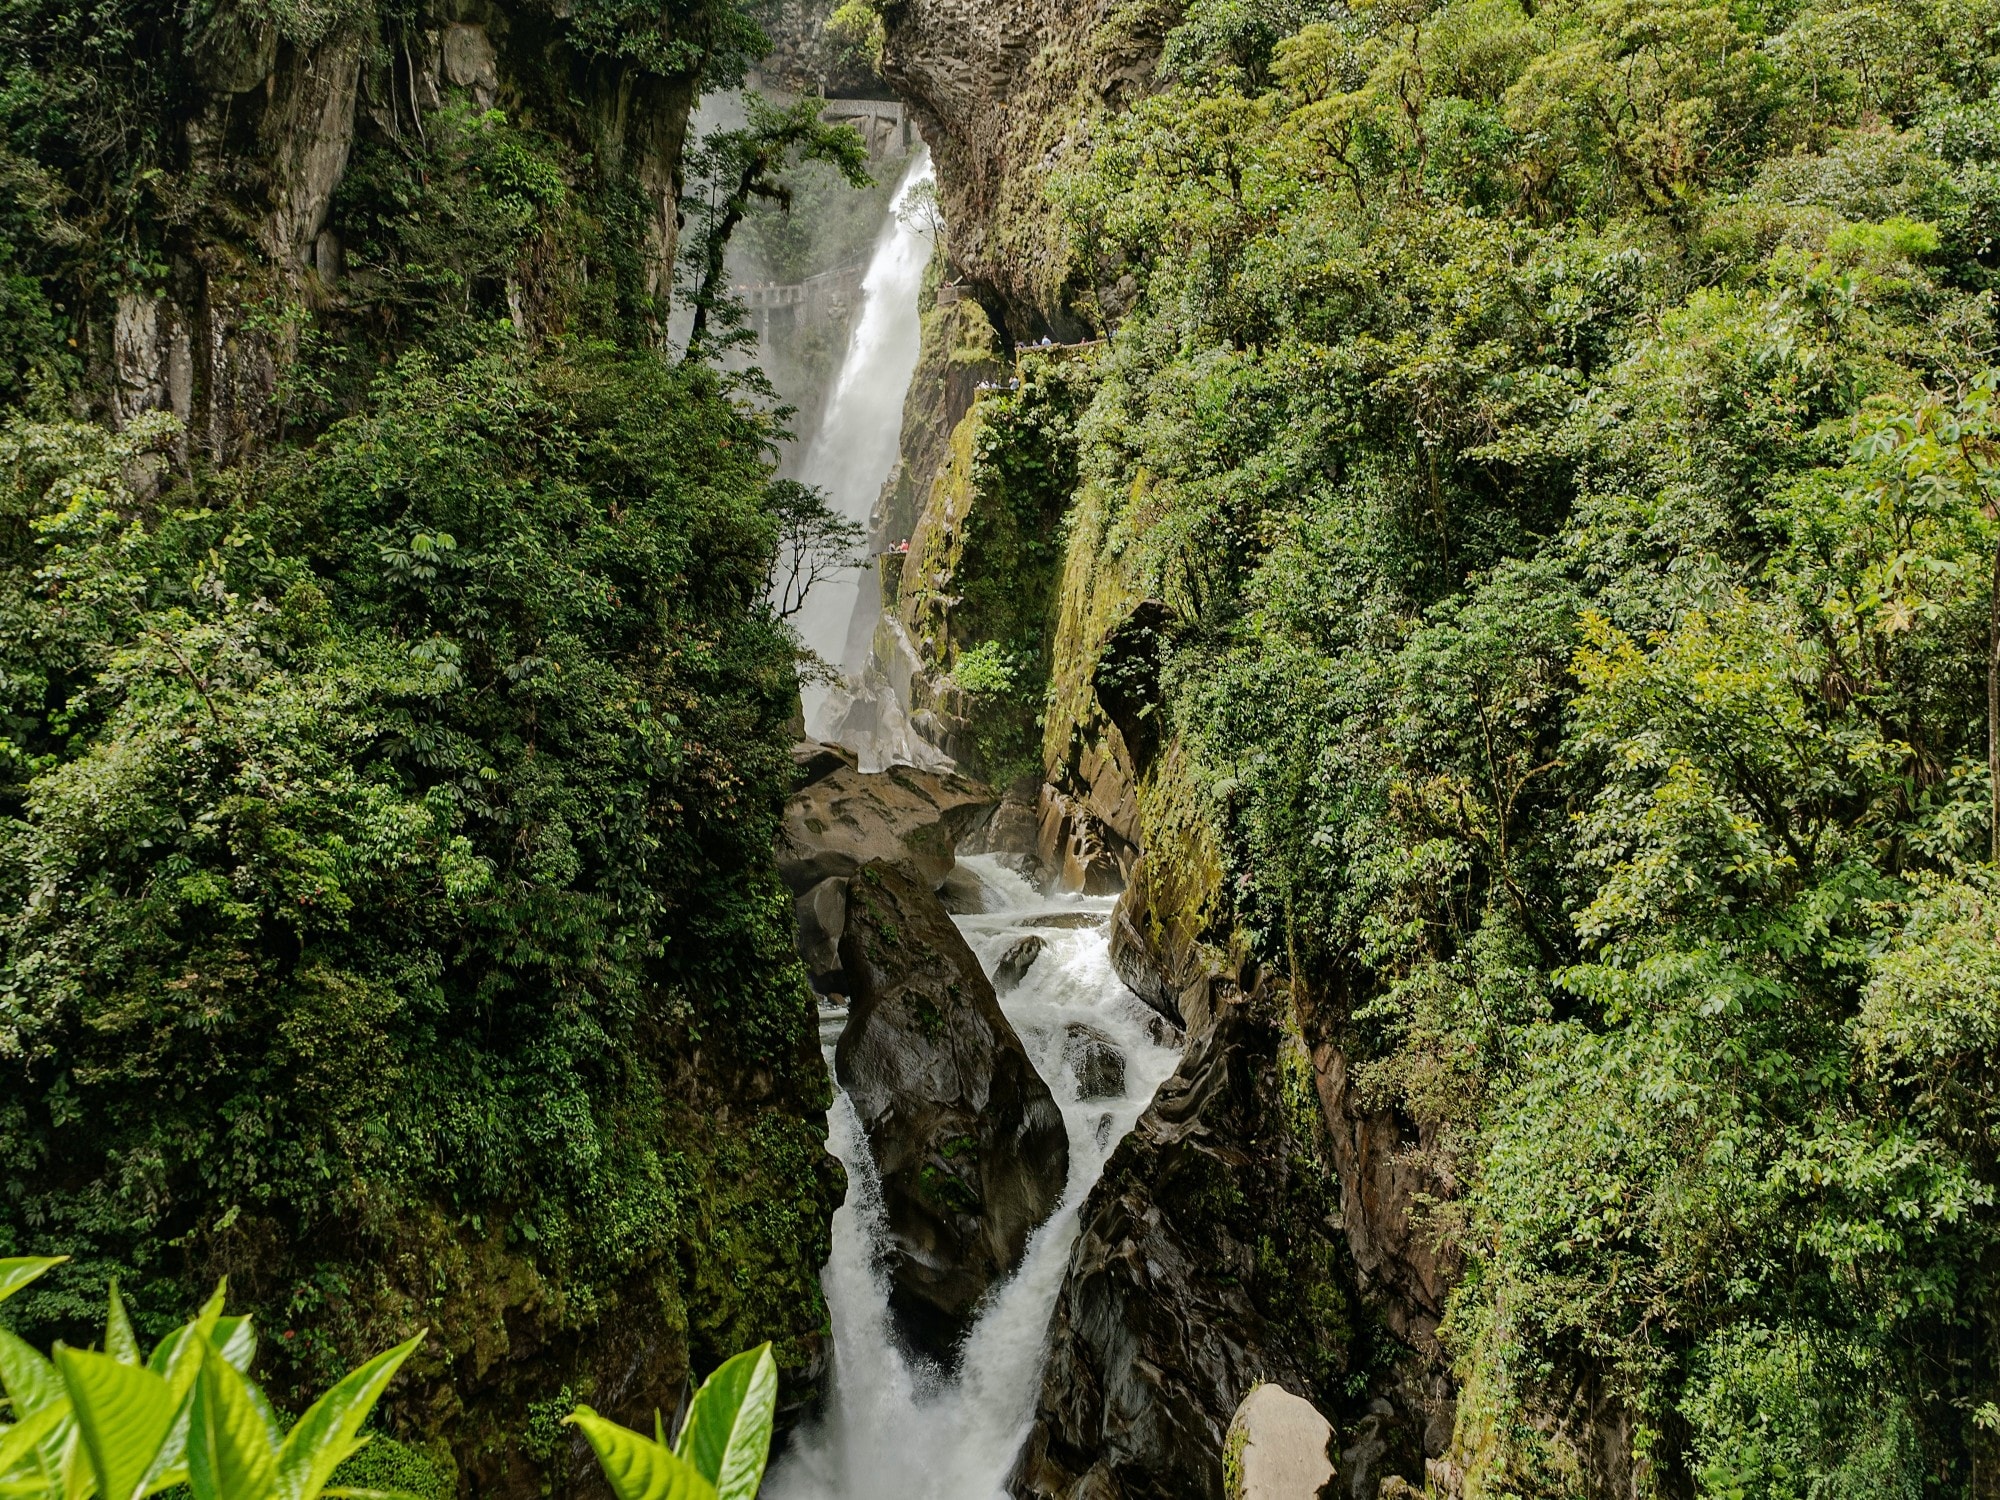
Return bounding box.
[994,935,1045,992]
[835,861,1070,1353]
[794,876,850,992]
[879,0,1174,336]
[1061,1023,1124,1102]
[1302,1034,1459,1357]
[778,743,997,894]
[1009,995,1355,1500]
[1225,1385,1337,1500]
[104,4,697,461]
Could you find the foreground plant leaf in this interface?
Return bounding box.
[274,1333,423,1500]
[51,1348,180,1500]
[569,1410,717,1500]
[672,1345,777,1500]
[0,1262,64,1309]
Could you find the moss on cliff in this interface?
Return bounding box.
[895,349,1096,783]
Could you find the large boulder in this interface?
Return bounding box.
[777,744,996,894]
[1224,1385,1336,1500]
[835,861,1070,1353]
[1062,1023,1125,1102]
[793,877,848,992]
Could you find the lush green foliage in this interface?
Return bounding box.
[0,340,836,1409]
[1037,0,2000,1486]
[0,0,869,1484]
[0,1254,420,1500]
[906,358,1093,785]
[566,1341,777,1500]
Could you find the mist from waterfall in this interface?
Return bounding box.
[790,151,934,738]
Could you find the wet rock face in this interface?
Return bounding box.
[994,934,1045,992]
[835,861,1070,1354]
[1062,1023,1125,1102]
[1300,1026,1461,1357]
[1009,1001,1354,1500]
[958,776,1046,876]
[878,0,1172,336]
[777,745,997,893]
[1109,856,1225,1032]
[794,876,849,992]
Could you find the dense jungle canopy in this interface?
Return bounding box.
[1027,0,2000,1487]
[4,0,2000,1491]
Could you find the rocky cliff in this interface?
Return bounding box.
[877,0,1173,337]
[93,0,704,462]
[859,9,1469,1490]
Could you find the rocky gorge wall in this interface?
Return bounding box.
[877,0,1171,338]
[100,0,700,462]
[854,10,1472,1495]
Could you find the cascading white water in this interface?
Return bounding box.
[767,857,1182,1500]
[792,152,935,737]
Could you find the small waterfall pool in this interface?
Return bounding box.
[766,856,1182,1500]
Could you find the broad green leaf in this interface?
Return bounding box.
[567,1411,715,1500]
[143,1332,184,1381]
[104,1287,139,1368]
[0,1329,64,1418]
[57,1423,89,1500]
[52,1347,180,1500]
[186,1344,276,1500]
[0,1261,64,1308]
[322,1490,423,1499]
[159,1290,228,1406]
[0,1398,70,1482]
[209,1320,255,1378]
[273,1333,422,1500]
[672,1345,776,1500]
[147,1327,275,1460]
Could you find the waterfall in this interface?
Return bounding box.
[766,858,1183,1500]
[791,151,935,739]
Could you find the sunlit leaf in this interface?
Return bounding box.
[0,1398,70,1492]
[104,1287,139,1369]
[0,1262,64,1309]
[567,1411,715,1500]
[672,1345,776,1500]
[274,1333,422,1500]
[186,1344,277,1500]
[0,1330,64,1419]
[52,1347,181,1500]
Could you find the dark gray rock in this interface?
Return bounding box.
[1008,1000,1354,1500]
[959,776,1046,871]
[939,863,991,913]
[836,861,1070,1355]
[1062,1023,1125,1102]
[777,750,996,893]
[794,877,848,991]
[994,935,1045,992]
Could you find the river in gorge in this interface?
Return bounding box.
[764,141,1181,1499]
[765,858,1181,1500]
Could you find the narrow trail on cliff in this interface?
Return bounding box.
[768,856,1182,1500]
[792,151,933,738]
